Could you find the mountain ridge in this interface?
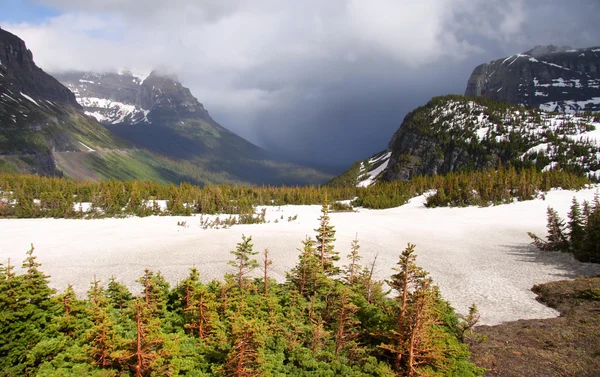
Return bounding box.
[330,95,600,187]
[465,45,600,113]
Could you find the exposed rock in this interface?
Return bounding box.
[54,69,267,161]
[0,28,79,107]
[465,46,600,113]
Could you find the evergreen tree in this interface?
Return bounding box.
[315,203,340,276]
[287,236,326,297]
[345,234,362,286]
[380,244,445,377]
[227,235,259,290]
[568,197,585,258]
[106,276,133,310]
[85,278,118,370]
[528,207,570,251]
[332,285,360,359]
[223,316,264,377]
[3,245,58,375]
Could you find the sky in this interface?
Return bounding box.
[2,0,600,171]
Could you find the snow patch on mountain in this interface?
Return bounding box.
[78,97,149,124]
[20,92,41,107]
[357,152,392,187]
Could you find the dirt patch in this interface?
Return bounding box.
[469,277,600,377]
[53,151,100,180]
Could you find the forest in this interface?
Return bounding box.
[0,206,484,376]
[529,196,600,263]
[0,165,590,219]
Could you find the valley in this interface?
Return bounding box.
[1,12,600,376]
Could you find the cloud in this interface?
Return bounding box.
[3,0,600,168]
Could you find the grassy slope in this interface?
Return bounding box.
[469,277,600,377]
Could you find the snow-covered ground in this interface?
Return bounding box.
[2,188,600,325]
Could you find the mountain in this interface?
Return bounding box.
[0,28,329,185]
[55,70,267,160]
[0,27,131,177]
[330,95,600,187]
[54,70,330,185]
[465,45,600,113]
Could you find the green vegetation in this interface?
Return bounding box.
[0,166,589,218]
[529,195,600,263]
[0,215,482,376]
[328,159,369,187]
[381,95,600,182]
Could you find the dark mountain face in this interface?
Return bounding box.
[0,28,129,176]
[332,95,600,186]
[465,45,600,112]
[0,28,78,107]
[55,70,268,161]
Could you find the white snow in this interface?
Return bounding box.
[78,141,95,152]
[357,152,392,187]
[78,97,148,124]
[541,61,571,71]
[20,92,41,107]
[2,189,600,325]
[78,79,95,84]
[84,111,109,123]
[541,98,600,113]
[1,93,18,103]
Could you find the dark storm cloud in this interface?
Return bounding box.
[5,0,600,170]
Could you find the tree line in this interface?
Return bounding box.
[0,206,483,376]
[0,166,589,218]
[529,196,600,263]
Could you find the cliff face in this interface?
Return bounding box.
[0,28,79,107]
[333,95,600,186]
[54,70,266,161]
[465,46,600,112]
[0,28,127,175]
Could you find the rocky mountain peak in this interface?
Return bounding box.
[465,45,600,112]
[138,70,206,116]
[54,69,208,125]
[0,27,79,106]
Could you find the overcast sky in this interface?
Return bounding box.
[3,0,600,170]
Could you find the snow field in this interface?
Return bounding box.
[2,188,600,325]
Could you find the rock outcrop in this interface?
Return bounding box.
[465,45,600,113]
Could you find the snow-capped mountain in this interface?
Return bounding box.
[54,69,331,185]
[54,70,268,161]
[56,71,151,125]
[465,45,600,113]
[332,95,600,187]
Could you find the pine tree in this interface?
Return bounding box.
[315,203,339,276]
[227,235,259,290]
[345,234,361,286]
[262,248,273,297]
[107,276,133,310]
[529,207,570,252]
[86,277,117,369]
[223,316,264,377]
[332,285,360,359]
[287,236,326,297]
[568,197,585,258]
[137,269,170,315]
[380,244,445,377]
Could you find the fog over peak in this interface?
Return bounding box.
[4,0,600,170]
